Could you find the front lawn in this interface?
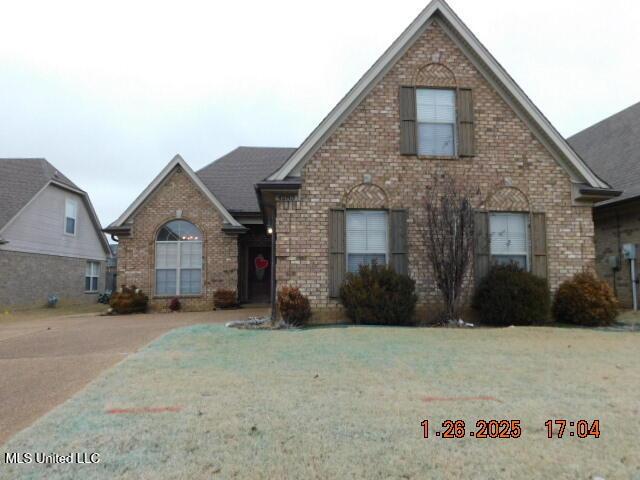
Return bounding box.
[2,325,639,479]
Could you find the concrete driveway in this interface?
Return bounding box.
[0,306,268,445]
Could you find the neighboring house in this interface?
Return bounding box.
[105,0,618,319]
[0,159,111,308]
[570,102,640,308]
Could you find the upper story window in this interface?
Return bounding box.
[64,199,77,235]
[416,88,457,156]
[346,210,388,273]
[489,213,529,270]
[155,220,203,296]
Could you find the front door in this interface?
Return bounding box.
[248,246,271,303]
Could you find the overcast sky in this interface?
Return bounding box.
[1,0,639,227]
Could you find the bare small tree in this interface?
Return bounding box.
[425,174,479,324]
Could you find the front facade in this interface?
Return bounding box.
[107,0,617,318]
[0,159,111,308]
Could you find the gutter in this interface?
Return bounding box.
[221,224,248,235]
[579,186,623,198]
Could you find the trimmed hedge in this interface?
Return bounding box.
[340,264,417,326]
[472,264,550,326]
[277,287,312,327]
[109,285,149,314]
[214,289,239,309]
[553,272,618,327]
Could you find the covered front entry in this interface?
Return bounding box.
[238,225,272,304]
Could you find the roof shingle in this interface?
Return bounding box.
[0,158,80,230]
[569,102,640,206]
[196,147,296,213]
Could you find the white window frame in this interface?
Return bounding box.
[64,198,78,236]
[155,240,203,296]
[85,261,100,293]
[489,212,530,271]
[416,87,458,157]
[346,210,389,273]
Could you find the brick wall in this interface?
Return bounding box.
[593,200,640,309]
[116,167,238,311]
[0,251,105,309]
[275,20,596,320]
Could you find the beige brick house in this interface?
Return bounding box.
[105,0,618,317]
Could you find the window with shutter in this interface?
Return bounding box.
[416,88,457,156]
[346,211,388,272]
[489,213,529,270]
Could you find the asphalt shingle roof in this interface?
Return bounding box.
[0,158,80,230]
[196,147,296,213]
[569,102,640,206]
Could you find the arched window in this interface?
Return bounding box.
[155,220,203,296]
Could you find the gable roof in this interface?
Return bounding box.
[267,0,609,190]
[0,158,79,230]
[0,158,110,253]
[197,147,296,213]
[569,102,640,206]
[107,154,243,229]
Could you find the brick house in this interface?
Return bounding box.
[570,102,640,309]
[105,0,618,318]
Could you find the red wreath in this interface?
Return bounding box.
[255,256,269,271]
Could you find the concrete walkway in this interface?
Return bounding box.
[0,306,269,445]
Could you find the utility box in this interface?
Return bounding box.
[607,255,620,270]
[622,243,637,261]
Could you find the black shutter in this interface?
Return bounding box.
[328,209,346,298]
[399,86,417,155]
[389,209,408,275]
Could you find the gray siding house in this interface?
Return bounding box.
[0,159,111,308]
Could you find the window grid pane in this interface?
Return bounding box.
[179,242,202,269]
[65,217,76,234]
[417,123,455,156]
[180,269,202,295]
[347,254,387,273]
[156,242,178,269]
[156,269,177,295]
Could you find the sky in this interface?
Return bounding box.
[1,0,639,227]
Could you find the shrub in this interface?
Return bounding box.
[277,287,312,327]
[214,289,239,309]
[553,272,618,327]
[340,264,418,326]
[109,285,149,314]
[168,297,181,312]
[472,264,550,326]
